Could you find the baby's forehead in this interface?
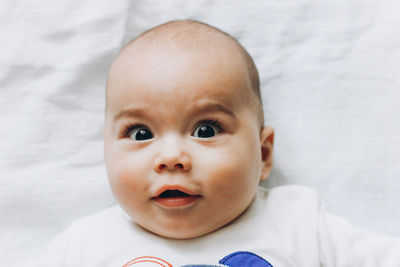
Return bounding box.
[109,45,251,105]
[107,53,254,126]
[109,33,250,97]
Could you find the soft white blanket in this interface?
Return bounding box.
[1,0,399,265]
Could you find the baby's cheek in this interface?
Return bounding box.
[110,165,152,220]
[203,144,260,196]
[203,151,252,187]
[109,159,143,199]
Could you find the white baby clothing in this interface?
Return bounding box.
[29,185,400,266]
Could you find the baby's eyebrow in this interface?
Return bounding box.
[113,103,236,122]
[113,108,147,122]
[192,103,236,118]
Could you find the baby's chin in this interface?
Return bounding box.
[132,210,246,240]
[140,223,223,240]
[133,218,220,240]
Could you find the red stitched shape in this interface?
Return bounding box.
[123,256,173,267]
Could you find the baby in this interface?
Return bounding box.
[32,20,399,267]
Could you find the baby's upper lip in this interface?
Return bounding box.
[153,185,200,198]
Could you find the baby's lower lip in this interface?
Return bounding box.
[152,196,202,208]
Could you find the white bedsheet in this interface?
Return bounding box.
[1,0,399,265]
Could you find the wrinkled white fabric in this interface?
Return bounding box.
[1,1,400,265]
[28,186,400,267]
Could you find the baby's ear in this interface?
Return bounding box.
[259,126,274,181]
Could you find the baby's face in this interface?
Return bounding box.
[104,42,273,239]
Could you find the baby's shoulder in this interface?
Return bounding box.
[260,184,320,205]
[256,184,322,223]
[250,185,323,245]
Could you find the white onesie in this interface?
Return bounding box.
[29,185,400,267]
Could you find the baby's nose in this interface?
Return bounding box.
[153,137,192,172]
[154,153,191,172]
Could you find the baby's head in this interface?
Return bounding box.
[104,20,274,239]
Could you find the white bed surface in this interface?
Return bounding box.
[1,0,399,265]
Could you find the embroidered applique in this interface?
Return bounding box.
[219,251,273,267]
[123,251,273,267]
[123,256,173,266]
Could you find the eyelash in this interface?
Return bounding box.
[119,119,225,138]
[121,124,149,138]
[194,119,224,133]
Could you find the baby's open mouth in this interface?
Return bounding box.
[158,190,191,198]
[152,189,201,208]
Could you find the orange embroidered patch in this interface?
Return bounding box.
[123,256,173,267]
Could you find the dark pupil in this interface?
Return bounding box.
[198,125,215,138]
[136,129,152,140]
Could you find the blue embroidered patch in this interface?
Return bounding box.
[219,251,273,267]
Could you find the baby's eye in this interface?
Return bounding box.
[129,127,153,141]
[192,122,222,139]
